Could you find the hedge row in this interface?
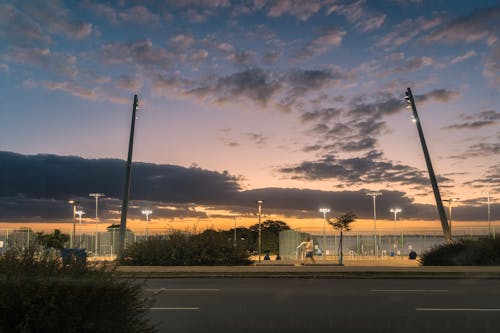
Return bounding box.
[0,249,155,333]
[120,230,252,266]
[420,237,500,266]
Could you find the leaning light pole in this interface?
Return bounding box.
[405,88,451,242]
[119,94,139,256]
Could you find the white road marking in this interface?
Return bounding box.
[147,307,200,311]
[416,308,500,312]
[144,288,220,292]
[371,289,448,293]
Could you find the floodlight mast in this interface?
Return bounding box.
[405,87,451,242]
[119,94,139,256]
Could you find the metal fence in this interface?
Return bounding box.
[0,229,173,257]
[279,227,497,260]
[0,226,497,259]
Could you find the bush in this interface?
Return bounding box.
[420,237,500,266]
[0,249,155,333]
[120,230,252,266]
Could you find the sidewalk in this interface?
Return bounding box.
[116,259,500,279]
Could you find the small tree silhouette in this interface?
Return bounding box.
[328,212,356,265]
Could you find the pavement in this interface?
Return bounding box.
[116,258,500,279]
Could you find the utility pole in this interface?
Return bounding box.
[119,94,139,256]
[405,88,451,242]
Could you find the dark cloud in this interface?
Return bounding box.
[423,6,500,44]
[245,133,267,146]
[226,50,256,66]
[463,165,500,193]
[100,39,173,69]
[0,151,240,204]
[0,151,492,221]
[0,4,48,46]
[443,110,500,130]
[416,88,460,103]
[278,150,438,186]
[286,68,347,95]
[28,2,92,39]
[189,68,281,106]
[293,26,346,61]
[300,107,342,123]
[450,143,500,159]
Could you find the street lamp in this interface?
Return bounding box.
[233,216,237,247]
[319,208,330,260]
[482,191,491,236]
[367,192,382,257]
[89,193,105,219]
[75,210,85,224]
[68,200,78,247]
[141,209,152,239]
[445,198,459,236]
[390,208,402,232]
[257,200,263,262]
[74,209,85,248]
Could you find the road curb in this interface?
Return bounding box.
[116,270,500,279]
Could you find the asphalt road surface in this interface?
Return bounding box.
[142,278,500,333]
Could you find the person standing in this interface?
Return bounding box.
[297,237,316,264]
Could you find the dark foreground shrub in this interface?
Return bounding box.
[0,249,155,333]
[420,237,500,266]
[121,230,252,266]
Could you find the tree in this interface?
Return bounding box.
[248,220,291,253]
[249,220,291,235]
[328,212,356,265]
[36,229,69,251]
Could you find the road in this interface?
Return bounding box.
[142,278,500,333]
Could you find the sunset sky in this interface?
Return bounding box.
[0,0,498,228]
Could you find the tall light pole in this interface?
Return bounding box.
[141,209,152,239]
[75,210,85,224]
[233,216,237,247]
[482,191,491,235]
[367,192,382,257]
[319,208,330,261]
[405,88,451,242]
[89,193,105,219]
[75,209,85,248]
[68,200,78,248]
[257,200,263,262]
[119,94,139,256]
[390,208,402,232]
[445,198,459,237]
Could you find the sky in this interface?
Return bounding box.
[0,0,498,228]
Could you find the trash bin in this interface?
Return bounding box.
[62,248,87,265]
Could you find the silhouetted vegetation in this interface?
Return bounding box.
[420,237,500,266]
[35,229,69,251]
[0,248,155,333]
[120,230,252,266]
[328,212,356,265]
[245,220,291,253]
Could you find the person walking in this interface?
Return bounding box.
[297,237,316,264]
